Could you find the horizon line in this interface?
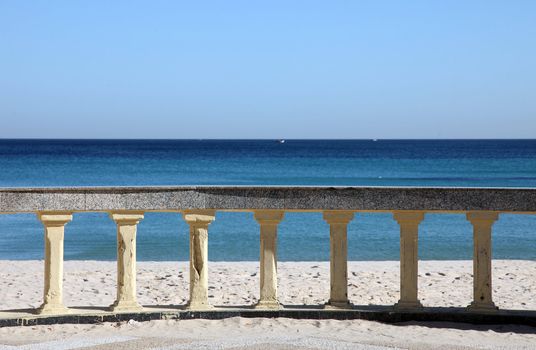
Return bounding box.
[1,138,536,141]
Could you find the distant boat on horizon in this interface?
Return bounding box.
[278,139,285,144]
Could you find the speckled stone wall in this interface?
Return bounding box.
[1,186,535,212]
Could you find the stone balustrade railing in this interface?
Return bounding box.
[1,186,535,317]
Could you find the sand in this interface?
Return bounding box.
[1,260,536,349]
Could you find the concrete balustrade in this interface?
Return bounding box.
[467,211,499,312]
[0,186,536,325]
[37,212,72,315]
[393,211,424,310]
[254,210,284,309]
[183,210,216,310]
[109,212,144,312]
[323,210,354,309]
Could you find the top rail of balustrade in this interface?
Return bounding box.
[1,186,536,213]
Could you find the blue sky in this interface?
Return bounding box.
[1,0,535,138]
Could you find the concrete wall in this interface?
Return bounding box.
[1,186,536,212]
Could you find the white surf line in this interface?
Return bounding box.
[0,336,137,350]
[154,336,405,350]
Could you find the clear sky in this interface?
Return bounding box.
[1,1,535,139]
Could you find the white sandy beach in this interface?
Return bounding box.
[1,260,536,349]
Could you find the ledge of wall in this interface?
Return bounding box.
[2,306,536,328]
[1,186,536,212]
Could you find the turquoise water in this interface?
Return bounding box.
[0,139,535,261]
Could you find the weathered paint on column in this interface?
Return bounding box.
[37,212,72,315]
[183,210,215,310]
[393,211,424,310]
[467,211,499,312]
[323,210,354,309]
[109,212,144,312]
[254,210,284,309]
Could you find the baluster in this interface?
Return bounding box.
[323,210,354,309]
[109,212,144,312]
[467,211,498,311]
[393,211,424,309]
[37,212,72,315]
[254,210,284,309]
[183,210,215,310]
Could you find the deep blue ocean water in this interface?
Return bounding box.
[0,139,535,261]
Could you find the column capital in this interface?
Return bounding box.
[466,211,499,224]
[323,210,354,225]
[183,210,216,225]
[38,212,73,226]
[254,210,284,224]
[393,211,425,224]
[109,211,144,224]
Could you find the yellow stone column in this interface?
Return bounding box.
[109,212,144,312]
[323,210,354,309]
[254,210,284,309]
[467,211,498,312]
[393,211,424,310]
[183,210,216,310]
[37,212,72,315]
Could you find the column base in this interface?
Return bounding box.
[254,300,281,310]
[394,300,423,310]
[467,301,498,313]
[324,300,354,310]
[109,301,143,313]
[37,303,70,315]
[186,302,214,311]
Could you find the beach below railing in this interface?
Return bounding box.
[2,260,536,349]
[2,260,536,311]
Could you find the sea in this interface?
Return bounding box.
[0,139,535,261]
